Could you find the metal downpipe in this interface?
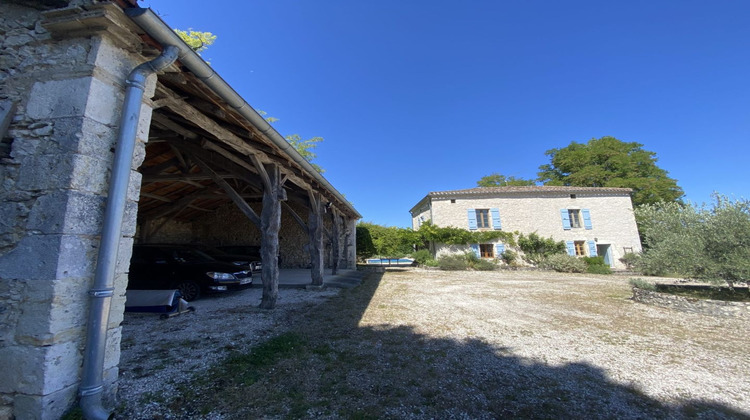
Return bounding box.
[79,45,178,420]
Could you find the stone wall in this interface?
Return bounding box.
[632,287,750,318]
[0,3,153,419]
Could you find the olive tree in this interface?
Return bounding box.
[636,195,750,286]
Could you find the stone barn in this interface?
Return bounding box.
[0,1,360,418]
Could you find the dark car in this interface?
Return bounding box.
[128,244,252,301]
[191,245,262,271]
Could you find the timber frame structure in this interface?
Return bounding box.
[0,2,360,418]
[126,8,362,308]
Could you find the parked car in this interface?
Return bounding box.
[191,244,262,271]
[127,244,252,301]
[215,245,282,268]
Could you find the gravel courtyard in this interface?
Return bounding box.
[118,269,749,419]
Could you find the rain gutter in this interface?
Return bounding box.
[125,7,361,218]
[80,45,179,420]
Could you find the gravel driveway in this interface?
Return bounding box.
[117,269,749,419]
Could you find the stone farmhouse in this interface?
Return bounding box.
[410,186,642,268]
[0,1,360,419]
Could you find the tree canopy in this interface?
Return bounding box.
[537,136,683,206]
[174,28,216,54]
[258,112,325,174]
[635,195,750,286]
[476,173,536,187]
[285,134,324,173]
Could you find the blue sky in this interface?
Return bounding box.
[145,1,750,227]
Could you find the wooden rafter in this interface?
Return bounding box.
[191,155,262,227]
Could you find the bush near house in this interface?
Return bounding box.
[583,256,612,275]
[437,252,498,271]
[438,254,468,271]
[619,252,641,271]
[500,249,519,267]
[518,232,567,264]
[540,254,587,273]
[412,249,436,266]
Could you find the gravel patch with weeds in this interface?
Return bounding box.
[117,269,750,419]
[117,286,339,419]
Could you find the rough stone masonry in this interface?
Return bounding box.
[0,2,155,418]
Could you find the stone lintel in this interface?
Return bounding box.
[42,3,145,54]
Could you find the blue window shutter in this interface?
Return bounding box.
[582,209,593,230]
[467,209,477,230]
[495,243,505,257]
[566,241,575,256]
[588,240,598,256]
[560,209,571,230]
[470,244,480,257]
[491,208,502,230]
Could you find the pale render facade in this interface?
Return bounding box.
[410,187,642,269]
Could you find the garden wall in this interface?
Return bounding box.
[632,287,750,319]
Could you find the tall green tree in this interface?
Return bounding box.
[537,136,683,206]
[477,173,536,187]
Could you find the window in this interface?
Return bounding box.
[568,209,581,228]
[476,209,490,229]
[570,194,576,199]
[574,241,586,256]
[450,199,456,204]
[479,244,494,258]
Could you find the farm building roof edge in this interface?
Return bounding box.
[124,6,361,219]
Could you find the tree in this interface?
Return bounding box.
[537,136,683,206]
[285,134,324,173]
[636,195,750,286]
[258,111,325,174]
[356,222,416,258]
[477,173,536,187]
[174,29,216,54]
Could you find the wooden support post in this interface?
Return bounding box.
[308,192,325,286]
[258,162,283,309]
[330,207,341,275]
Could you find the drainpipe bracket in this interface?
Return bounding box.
[79,384,105,397]
[88,288,115,298]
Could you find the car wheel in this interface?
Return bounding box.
[175,281,200,301]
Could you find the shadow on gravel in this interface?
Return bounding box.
[149,271,750,419]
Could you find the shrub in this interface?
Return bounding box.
[411,249,433,265]
[583,256,611,275]
[619,252,641,271]
[500,249,518,265]
[472,258,498,271]
[438,254,468,271]
[540,254,587,273]
[629,278,656,291]
[422,258,439,267]
[518,232,566,264]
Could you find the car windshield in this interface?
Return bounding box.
[201,247,229,256]
[171,248,214,263]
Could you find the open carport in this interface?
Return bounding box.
[0,3,360,419]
